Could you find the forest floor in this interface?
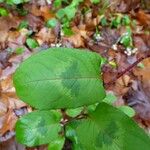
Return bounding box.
[0,0,150,149]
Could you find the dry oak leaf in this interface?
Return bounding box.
[63,27,87,48]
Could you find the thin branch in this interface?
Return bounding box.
[104,52,150,88]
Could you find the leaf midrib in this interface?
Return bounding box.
[21,76,100,84]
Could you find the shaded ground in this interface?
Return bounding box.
[0,0,150,149]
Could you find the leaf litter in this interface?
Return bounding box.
[0,0,150,149]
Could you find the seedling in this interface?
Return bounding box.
[0,7,8,16]
[18,20,29,30]
[13,48,150,149]
[26,38,39,49]
[100,16,108,26]
[15,47,25,54]
[46,18,58,28]
[120,27,133,48]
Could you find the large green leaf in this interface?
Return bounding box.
[76,102,150,150]
[13,48,105,109]
[15,110,62,147]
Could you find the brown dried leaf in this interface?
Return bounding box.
[110,0,140,12]
[0,110,17,135]
[134,34,150,53]
[136,10,150,27]
[124,81,150,124]
[63,27,87,48]
[133,58,150,81]
[36,27,56,45]
[40,6,55,21]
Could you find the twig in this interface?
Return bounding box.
[104,52,150,88]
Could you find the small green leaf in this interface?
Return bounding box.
[100,17,108,26]
[0,8,9,16]
[111,16,122,28]
[122,15,131,26]
[118,106,135,117]
[120,27,133,48]
[46,18,58,28]
[102,93,117,104]
[71,0,83,7]
[137,62,145,69]
[48,137,65,150]
[0,0,4,3]
[6,0,30,5]
[26,38,39,49]
[76,102,150,150]
[18,20,28,30]
[16,47,25,54]
[13,48,105,110]
[108,60,117,68]
[56,9,66,19]
[65,6,77,20]
[86,103,98,113]
[91,0,100,4]
[62,27,74,36]
[53,0,62,7]
[66,121,83,150]
[120,34,133,48]
[16,110,62,147]
[66,107,83,117]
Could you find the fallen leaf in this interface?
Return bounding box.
[136,10,150,27]
[123,81,150,124]
[40,6,55,21]
[63,26,87,48]
[110,0,140,12]
[36,27,56,45]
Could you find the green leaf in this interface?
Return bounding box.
[0,8,9,16]
[66,121,83,150]
[122,15,131,26]
[102,93,117,104]
[66,121,79,143]
[66,107,83,117]
[100,17,108,26]
[26,38,39,49]
[54,0,69,7]
[6,0,30,5]
[86,103,97,113]
[56,9,66,19]
[120,27,133,48]
[48,136,65,150]
[46,18,58,28]
[76,102,150,150]
[120,34,132,48]
[16,47,25,54]
[91,0,100,4]
[18,20,28,30]
[0,0,5,3]
[62,27,74,36]
[16,110,62,147]
[118,106,135,117]
[13,48,105,109]
[137,62,145,69]
[111,16,122,28]
[71,0,83,7]
[53,0,62,7]
[64,6,77,20]
[56,0,82,21]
